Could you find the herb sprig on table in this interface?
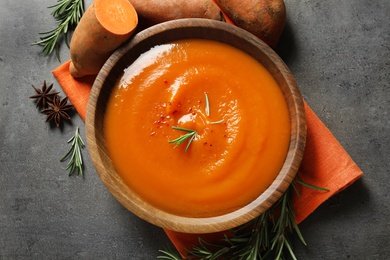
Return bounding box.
[158,179,329,260]
[32,0,84,61]
[60,126,85,176]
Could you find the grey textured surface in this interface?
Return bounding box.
[0,0,389,259]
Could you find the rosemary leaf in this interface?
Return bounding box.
[284,237,298,260]
[185,133,197,152]
[290,211,307,246]
[157,249,182,260]
[170,126,196,133]
[275,235,285,260]
[205,93,210,116]
[294,179,330,192]
[210,119,225,125]
[291,181,301,198]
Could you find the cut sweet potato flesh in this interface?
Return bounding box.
[95,0,138,35]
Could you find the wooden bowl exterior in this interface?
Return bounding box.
[86,18,306,233]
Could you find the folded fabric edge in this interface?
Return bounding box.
[52,60,95,121]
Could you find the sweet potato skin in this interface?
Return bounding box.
[129,0,223,27]
[213,0,286,48]
[70,0,137,78]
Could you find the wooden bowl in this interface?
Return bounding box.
[86,18,306,234]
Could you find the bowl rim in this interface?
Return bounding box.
[86,18,306,234]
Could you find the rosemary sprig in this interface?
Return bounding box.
[168,126,198,152]
[60,126,85,176]
[168,94,225,152]
[32,0,84,61]
[158,179,329,259]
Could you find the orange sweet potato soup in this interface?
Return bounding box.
[104,39,290,217]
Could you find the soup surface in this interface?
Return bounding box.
[104,39,290,217]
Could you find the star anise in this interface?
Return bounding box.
[29,80,59,108]
[41,95,74,127]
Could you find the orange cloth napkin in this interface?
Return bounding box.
[53,60,362,256]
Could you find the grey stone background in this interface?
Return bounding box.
[1,0,389,259]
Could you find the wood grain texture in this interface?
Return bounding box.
[85,18,306,233]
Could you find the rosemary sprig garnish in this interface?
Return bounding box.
[60,126,85,176]
[168,126,198,152]
[32,0,84,61]
[168,94,224,152]
[158,179,329,259]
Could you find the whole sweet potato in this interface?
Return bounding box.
[129,0,223,27]
[213,0,286,48]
